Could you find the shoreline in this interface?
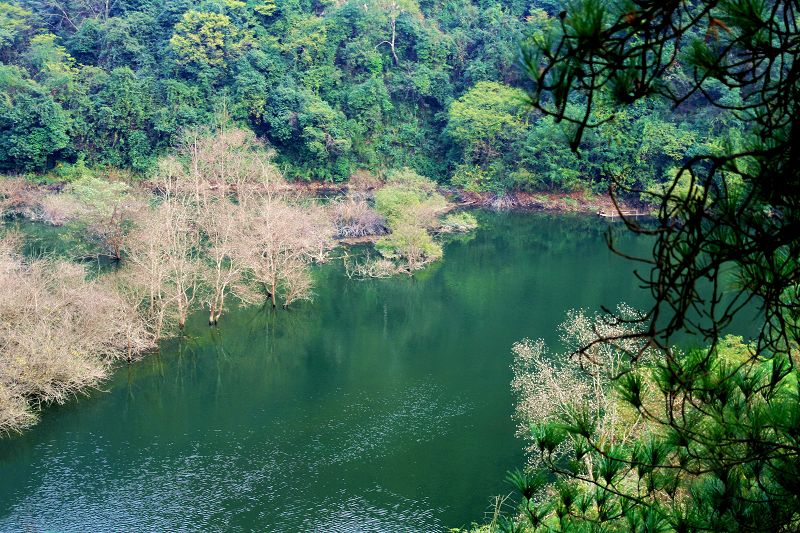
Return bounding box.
[0,181,646,436]
[447,189,648,215]
[3,175,647,217]
[272,180,649,216]
[2,178,651,254]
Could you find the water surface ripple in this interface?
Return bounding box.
[0,212,653,531]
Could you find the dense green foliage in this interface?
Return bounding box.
[373,168,447,266]
[492,0,800,531]
[1,0,740,192]
[505,315,800,532]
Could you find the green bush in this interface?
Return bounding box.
[375,223,443,269]
[440,211,478,233]
[374,168,446,228]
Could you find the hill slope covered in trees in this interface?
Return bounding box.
[2,0,742,192]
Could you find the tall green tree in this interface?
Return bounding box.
[0,64,69,171]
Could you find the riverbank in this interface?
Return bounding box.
[451,189,647,214]
[263,180,647,216]
[3,172,646,218]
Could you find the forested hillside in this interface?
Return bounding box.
[2,0,742,191]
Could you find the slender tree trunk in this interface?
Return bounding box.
[390,19,399,64]
[215,293,225,323]
[178,297,187,329]
[112,237,121,262]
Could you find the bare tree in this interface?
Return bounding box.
[197,199,248,325]
[235,194,333,309]
[67,175,145,261]
[169,126,285,322]
[120,126,335,334]
[178,127,281,204]
[32,0,118,30]
[370,0,423,65]
[120,194,203,340]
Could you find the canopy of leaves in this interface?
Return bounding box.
[0,0,736,192]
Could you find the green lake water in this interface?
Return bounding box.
[0,212,657,531]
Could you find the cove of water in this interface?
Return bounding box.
[0,212,656,531]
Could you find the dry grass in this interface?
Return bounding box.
[347,169,383,191]
[39,193,85,226]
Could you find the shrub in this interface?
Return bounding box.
[374,168,446,228]
[39,193,84,226]
[439,211,478,233]
[347,169,383,191]
[330,196,387,238]
[0,176,45,219]
[376,223,443,270]
[0,236,152,434]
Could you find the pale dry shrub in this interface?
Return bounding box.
[344,252,401,279]
[512,305,654,468]
[146,129,281,325]
[39,193,85,226]
[0,383,35,433]
[279,259,315,308]
[330,196,387,238]
[348,169,383,192]
[196,194,332,319]
[511,338,590,467]
[0,177,45,219]
[0,237,152,434]
[302,202,336,264]
[489,194,516,211]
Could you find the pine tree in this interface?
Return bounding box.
[500,1,800,531]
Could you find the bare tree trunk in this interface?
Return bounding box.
[390,19,399,64]
[215,293,225,323]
